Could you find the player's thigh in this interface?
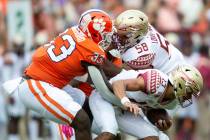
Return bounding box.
[18,79,81,124]
[116,111,159,139]
[89,90,118,135]
[62,85,86,106]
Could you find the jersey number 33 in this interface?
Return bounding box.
[47,34,76,62]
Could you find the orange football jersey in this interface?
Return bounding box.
[77,55,122,97]
[25,26,106,88]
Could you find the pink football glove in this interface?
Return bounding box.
[61,124,74,138]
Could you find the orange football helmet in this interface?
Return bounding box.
[78,9,113,50]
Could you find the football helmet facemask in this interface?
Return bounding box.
[169,65,203,108]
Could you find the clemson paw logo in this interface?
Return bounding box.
[93,18,106,32]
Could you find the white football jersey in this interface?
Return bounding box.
[119,25,185,74]
[109,69,178,109]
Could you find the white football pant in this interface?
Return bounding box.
[17,79,83,125]
[89,90,169,139]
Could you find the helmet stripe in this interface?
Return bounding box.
[79,9,109,24]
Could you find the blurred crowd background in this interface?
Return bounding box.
[0,0,210,140]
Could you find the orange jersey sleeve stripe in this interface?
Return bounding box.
[27,80,70,125]
[58,124,64,140]
[35,81,75,120]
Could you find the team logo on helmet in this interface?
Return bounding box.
[93,18,106,32]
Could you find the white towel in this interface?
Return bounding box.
[2,77,22,95]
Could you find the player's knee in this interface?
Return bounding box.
[141,136,159,140]
[71,109,91,130]
[101,124,118,136]
[99,114,118,135]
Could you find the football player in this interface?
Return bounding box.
[2,9,121,140]
[90,65,203,140]
[112,10,185,73]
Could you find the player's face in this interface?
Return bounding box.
[177,83,196,108]
[158,83,176,105]
[117,33,130,46]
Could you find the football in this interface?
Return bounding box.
[145,108,172,131]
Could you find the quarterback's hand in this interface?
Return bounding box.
[123,102,141,116]
[155,119,172,131]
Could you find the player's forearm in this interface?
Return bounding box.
[101,59,122,78]
[112,80,127,100]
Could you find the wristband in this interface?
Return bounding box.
[121,97,130,105]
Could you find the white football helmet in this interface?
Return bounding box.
[114,10,149,52]
[169,65,203,108]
